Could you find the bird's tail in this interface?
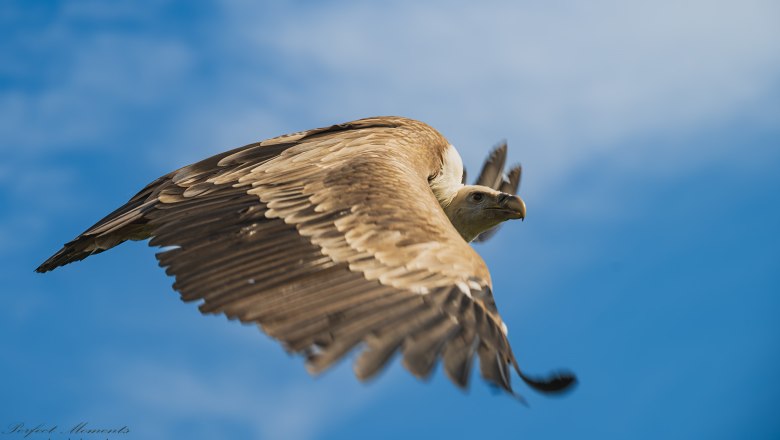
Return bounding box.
[35,176,168,273]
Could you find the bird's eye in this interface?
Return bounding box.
[470,193,484,203]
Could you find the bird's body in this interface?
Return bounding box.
[37,116,574,398]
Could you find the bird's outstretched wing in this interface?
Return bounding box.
[470,142,523,243]
[37,117,573,397]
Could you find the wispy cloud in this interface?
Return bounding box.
[1,8,194,153]
[150,0,780,194]
[88,353,392,440]
[5,1,778,180]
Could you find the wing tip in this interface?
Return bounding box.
[519,370,578,394]
[35,245,92,273]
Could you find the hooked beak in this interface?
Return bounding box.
[497,193,526,220]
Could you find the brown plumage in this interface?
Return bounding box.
[36,116,575,399]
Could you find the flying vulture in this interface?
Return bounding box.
[37,116,575,400]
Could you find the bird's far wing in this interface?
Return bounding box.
[500,164,522,195]
[475,141,508,189]
[473,143,523,243]
[141,118,570,397]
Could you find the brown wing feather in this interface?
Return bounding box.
[36,116,575,397]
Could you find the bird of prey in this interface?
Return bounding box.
[37,116,575,400]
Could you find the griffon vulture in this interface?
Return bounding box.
[36,116,575,400]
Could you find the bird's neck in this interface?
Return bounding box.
[429,144,464,207]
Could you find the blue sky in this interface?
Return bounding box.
[2,1,779,439]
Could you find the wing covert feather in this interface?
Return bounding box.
[39,116,576,397]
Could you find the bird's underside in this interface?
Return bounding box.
[36,116,575,400]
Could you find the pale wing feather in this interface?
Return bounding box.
[150,117,523,393]
[37,116,575,396]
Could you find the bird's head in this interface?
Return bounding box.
[443,185,526,242]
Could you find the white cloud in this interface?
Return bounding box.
[223,0,780,187]
[0,7,194,153]
[90,354,390,440]
[7,0,779,182]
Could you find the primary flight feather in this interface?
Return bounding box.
[37,116,575,399]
